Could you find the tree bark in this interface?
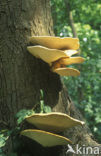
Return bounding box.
[0,0,100,156]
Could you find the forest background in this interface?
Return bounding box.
[51,0,101,143]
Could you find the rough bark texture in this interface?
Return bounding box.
[0,0,100,156]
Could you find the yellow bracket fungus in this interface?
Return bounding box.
[27,45,73,64]
[21,129,72,147]
[25,112,85,133]
[53,68,80,76]
[29,36,79,50]
[27,36,85,76]
[22,36,85,147]
[51,57,85,69]
[51,57,85,76]
[21,112,85,147]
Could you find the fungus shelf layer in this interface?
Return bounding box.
[27,45,78,64]
[27,36,85,76]
[26,112,84,132]
[29,36,80,50]
[21,129,72,147]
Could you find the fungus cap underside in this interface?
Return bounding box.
[21,129,72,147]
[27,46,78,64]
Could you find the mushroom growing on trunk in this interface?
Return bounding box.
[27,36,85,76]
[25,112,84,133]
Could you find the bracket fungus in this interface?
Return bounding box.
[27,45,73,64]
[29,36,80,50]
[25,112,84,133]
[27,36,85,76]
[21,112,85,147]
[22,36,85,147]
[51,57,85,76]
[52,67,80,76]
[51,57,85,69]
[21,129,72,147]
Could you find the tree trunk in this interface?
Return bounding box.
[0,0,100,156]
[64,0,77,38]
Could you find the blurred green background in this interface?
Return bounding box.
[51,0,101,143]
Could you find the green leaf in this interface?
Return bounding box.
[40,89,44,99]
[0,134,9,148]
[43,105,52,113]
[16,109,35,124]
[40,100,44,113]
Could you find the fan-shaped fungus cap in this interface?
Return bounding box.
[26,112,84,133]
[57,57,85,66]
[27,45,78,64]
[53,68,80,76]
[29,36,80,50]
[51,57,85,71]
[21,129,72,147]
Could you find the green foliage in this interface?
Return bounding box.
[0,130,10,155]
[16,109,35,125]
[51,0,101,32]
[51,0,101,143]
[62,24,101,142]
[16,89,51,125]
[43,105,52,113]
[70,1,101,30]
[0,89,52,155]
[40,89,52,113]
[0,132,9,148]
[0,127,21,156]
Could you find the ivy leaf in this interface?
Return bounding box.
[43,105,52,113]
[0,134,9,148]
[16,109,35,125]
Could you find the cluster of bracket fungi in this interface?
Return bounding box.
[27,36,85,76]
[21,112,85,147]
[21,36,85,147]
